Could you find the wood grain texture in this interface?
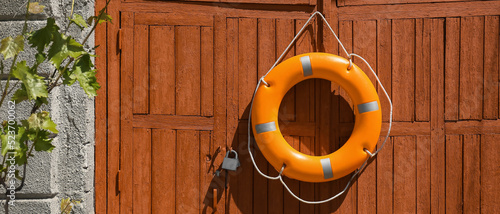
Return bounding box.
[459,16,484,120]
[132,128,152,214]
[483,16,499,119]
[481,134,500,213]
[463,134,481,213]
[416,135,431,213]
[277,18,296,122]
[176,130,200,213]
[377,137,393,214]
[444,17,460,121]
[133,25,149,114]
[176,26,201,116]
[377,19,392,123]
[152,129,176,214]
[392,19,415,122]
[201,27,214,117]
[150,26,175,115]
[393,136,416,213]
[445,135,462,213]
[338,20,354,123]
[238,18,258,120]
[415,19,431,122]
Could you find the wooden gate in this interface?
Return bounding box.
[95,0,500,213]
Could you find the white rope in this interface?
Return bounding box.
[247,11,393,204]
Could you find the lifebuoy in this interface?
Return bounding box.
[251,53,382,183]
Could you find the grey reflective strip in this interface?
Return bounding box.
[300,56,313,77]
[320,158,333,179]
[255,122,277,134]
[357,101,379,114]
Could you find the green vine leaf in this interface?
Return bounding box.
[12,61,48,100]
[27,111,58,134]
[32,130,54,152]
[0,123,29,165]
[65,54,100,97]
[28,2,45,14]
[28,18,59,53]
[71,14,88,29]
[11,85,29,103]
[47,33,85,68]
[87,9,112,25]
[0,35,24,60]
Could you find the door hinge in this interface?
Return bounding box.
[118,29,122,52]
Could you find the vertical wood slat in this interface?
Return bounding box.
[415,19,431,122]
[353,19,377,214]
[377,137,393,214]
[392,19,415,122]
[119,11,135,214]
[133,25,149,114]
[150,26,175,115]
[201,27,214,117]
[483,16,499,119]
[199,131,212,214]
[416,135,431,213]
[430,18,446,214]
[152,129,176,214]
[445,17,460,121]
[338,20,354,123]
[463,134,481,213]
[176,130,200,213]
[277,18,296,123]
[393,136,416,213]
[254,18,275,214]
[176,26,201,116]
[238,18,257,120]
[445,135,463,213]
[132,128,152,214]
[459,16,484,120]
[377,19,392,123]
[481,134,500,213]
[283,135,300,214]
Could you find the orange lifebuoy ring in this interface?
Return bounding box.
[251,53,382,183]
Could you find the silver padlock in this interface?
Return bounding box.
[221,150,240,171]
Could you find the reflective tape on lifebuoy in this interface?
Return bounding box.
[251,53,382,183]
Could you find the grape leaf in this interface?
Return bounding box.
[47,33,85,67]
[65,54,100,97]
[0,35,24,60]
[27,111,58,134]
[32,130,54,152]
[71,14,88,29]
[0,123,29,165]
[11,86,28,103]
[87,11,112,25]
[29,18,59,53]
[12,61,48,100]
[28,2,45,14]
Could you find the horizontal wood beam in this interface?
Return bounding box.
[135,13,214,26]
[445,119,500,135]
[338,1,500,21]
[133,115,214,130]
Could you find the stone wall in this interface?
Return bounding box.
[0,0,95,213]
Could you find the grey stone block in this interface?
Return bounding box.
[0,0,52,21]
[0,198,53,214]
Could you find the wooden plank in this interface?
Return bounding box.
[119,11,134,214]
[377,19,392,122]
[430,18,446,214]
[94,0,107,211]
[445,135,462,213]
[283,135,300,214]
[392,19,415,122]
[460,16,484,120]
[481,134,500,213]
[176,26,201,116]
[220,0,310,5]
[201,27,214,117]
[344,0,465,6]
[176,130,200,213]
[415,19,431,122]
[299,137,315,213]
[484,16,499,119]
[199,131,212,214]
[226,17,239,214]
[213,14,227,214]
[235,134,254,214]
[353,20,377,214]
[393,136,416,213]
[135,12,213,26]
[339,20,354,123]
[133,115,214,130]
[463,134,480,213]
[238,18,257,120]
[150,26,175,115]
[133,25,149,114]
[445,119,500,135]
[444,17,460,121]
[377,137,393,214]
[132,128,152,214]
[332,137,357,214]
[276,18,296,122]
[152,129,176,214]
[338,1,500,21]
[416,135,431,213]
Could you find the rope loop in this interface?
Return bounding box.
[247,11,393,204]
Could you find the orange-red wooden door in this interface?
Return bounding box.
[95,0,500,213]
